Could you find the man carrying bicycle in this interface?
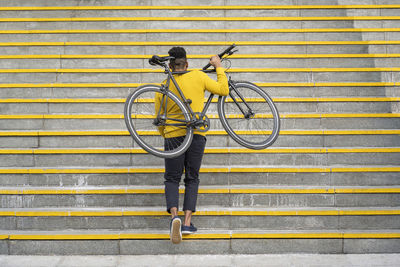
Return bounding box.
[155,47,229,244]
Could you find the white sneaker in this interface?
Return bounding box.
[170,216,182,244]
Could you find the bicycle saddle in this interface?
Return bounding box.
[149,55,175,66]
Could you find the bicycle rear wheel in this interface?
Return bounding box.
[217,81,280,149]
[124,84,193,158]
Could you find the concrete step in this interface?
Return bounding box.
[1,44,396,57]
[0,185,399,208]
[0,84,393,99]
[1,147,400,167]
[4,57,397,69]
[2,114,399,130]
[1,0,399,7]
[0,7,395,19]
[1,169,399,187]
[0,207,399,231]
[0,100,394,114]
[0,71,393,84]
[1,31,398,43]
[1,129,400,148]
[0,229,399,255]
[3,57,400,69]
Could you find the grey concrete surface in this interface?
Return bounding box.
[1,254,400,266]
[1,0,400,257]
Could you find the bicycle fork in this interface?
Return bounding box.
[228,78,255,119]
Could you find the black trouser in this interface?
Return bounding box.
[164,134,206,213]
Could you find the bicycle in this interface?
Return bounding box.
[124,44,280,158]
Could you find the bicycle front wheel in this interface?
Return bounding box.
[124,84,193,158]
[217,81,280,149]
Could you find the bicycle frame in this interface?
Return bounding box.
[155,63,254,132]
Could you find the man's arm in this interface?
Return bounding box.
[203,55,229,96]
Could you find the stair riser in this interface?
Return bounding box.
[2,32,398,43]
[1,118,399,131]
[0,44,392,56]
[1,215,399,231]
[1,172,399,187]
[1,152,399,167]
[0,101,394,114]
[0,71,389,84]
[0,86,391,99]
[2,134,399,148]
[3,58,397,69]
[1,238,399,255]
[0,193,399,208]
[4,8,394,19]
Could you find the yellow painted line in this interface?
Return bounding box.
[26,168,131,174]
[1,187,399,195]
[232,232,400,239]
[324,130,400,135]
[9,234,121,240]
[1,113,399,120]
[340,210,400,215]
[230,188,334,194]
[15,211,69,217]
[327,148,400,153]
[118,233,170,239]
[4,232,400,240]
[0,235,8,240]
[2,97,399,104]
[1,209,399,217]
[122,210,170,216]
[332,167,400,172]
[0,83,144,88]
[335,188,400,193]
[0,82,397,88]
[1,166,399,175]
[343,233,400,239]
[1,129,399,137]
[230,210,340,216]
[232,233,344,238]
[0,211,16,216]
[2,67,400,73]
[230,167,331,173]
[1,16,400,22]
[3,28,400,34]
[0,189,21,194]
[69,211,123,216]
[0,149,33,154]
[3,147,399,155]
[1,5,400,11]
[1,41,400,47]
[2,54,400,59]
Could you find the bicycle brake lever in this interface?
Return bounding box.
[228,50,238,56]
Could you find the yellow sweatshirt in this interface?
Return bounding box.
[155,67,229,138]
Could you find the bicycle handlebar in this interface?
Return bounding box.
[202,44,237,71]
[149,44,237,70]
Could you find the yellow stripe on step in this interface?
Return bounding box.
[1,16,400,22]
[1,5,400,11]
[1,209,399,217]
[2,28,400,34]
[1,41,400,46]
[1,67,400,73]
[4,232,400,240]
[2,54,400,59]
[0,82,397,88]
[0,5,400,11]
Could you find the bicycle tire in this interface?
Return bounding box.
[217,81,280,149]
[124,84,193,158]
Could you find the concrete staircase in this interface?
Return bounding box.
[0,0,399,255]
